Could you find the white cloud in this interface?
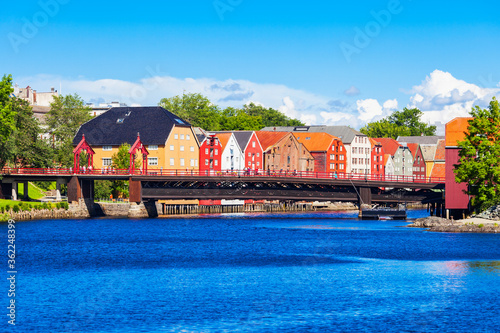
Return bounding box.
[408,69,500,125]
[16,69,499,132]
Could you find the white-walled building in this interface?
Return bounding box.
[215,132,245,206]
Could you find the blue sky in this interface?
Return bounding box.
[2,0,500,133]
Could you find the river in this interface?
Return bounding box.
[2,209,500,332]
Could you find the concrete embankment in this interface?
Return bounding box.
[408,216,500,233]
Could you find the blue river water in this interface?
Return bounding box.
[2,209,500,332]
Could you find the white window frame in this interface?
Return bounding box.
[148,145,158,150]
[103,146,112,151]
[148,157,158,166]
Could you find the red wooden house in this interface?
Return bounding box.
[407,143,426,179]
[198,134,222,205]
[369,138,384,177]
[293,132,346,174]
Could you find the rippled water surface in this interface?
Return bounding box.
[2,209,500,332]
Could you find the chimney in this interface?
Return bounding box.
[51,87,55,92]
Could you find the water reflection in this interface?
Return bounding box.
[444,260,500,275]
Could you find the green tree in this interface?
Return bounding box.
[242,103,304,128]
[220,107,264,130]
[10,98,53,167]
[0,74,18,168]
[159,93,221,130]
[46,94,92,167]
[360,107,436,139]
[454,98,500,212]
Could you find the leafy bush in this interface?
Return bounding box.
[478,224,484,228]
[62,202,69,210]
[0,207,4,213]
[5,204,11,212]
[12,205,20,213]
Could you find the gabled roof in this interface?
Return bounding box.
[407,143,420,159]
[434,139,446,161]
[215,133,232,149]
[430,163,445,179]
[396,136,444,145]
[445,117,473,147]
[420,144,437,162]
[383,154,393,166]
[292,132,339,152]
[73,106,191,146]
[369,138,382,148]
[255,131,290,151]
[260,125,365,144]
[373,138,401,156]
[196,134,207,144]
[214,131,254,151]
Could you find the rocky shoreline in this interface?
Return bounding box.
[408,216,500,233]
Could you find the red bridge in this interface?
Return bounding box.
[1,167,444,208]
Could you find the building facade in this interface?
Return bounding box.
[293,132,346,174]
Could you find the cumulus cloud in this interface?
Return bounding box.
[16,69,499,132]
[408,69,500,126]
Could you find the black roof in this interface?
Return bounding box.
[73,106,191,146]
[215,131,253,150]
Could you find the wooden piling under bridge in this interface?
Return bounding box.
[157,202,314,216]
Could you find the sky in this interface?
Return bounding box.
[2,0,500,134]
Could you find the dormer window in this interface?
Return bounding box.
[117,118,124,123]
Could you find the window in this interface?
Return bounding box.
[195,160,198,166]
[252,141,256,148]
[180,158,185,166]
[236,157,239,163]
[248,161,251,166]
[340,155,344,161]
[352,158,357,165]
[353,147,357,154]
[174,134,178,139]
[257,153,260,157]
[287,156,291,164]
[339,164,344,170]
[215,141,218,146]
[170,145,174,151]
[102,158,112,166]
[103,146,112,151]
[339,146,343,152]
[205,159,209,166]
[214,160,218,166]
[205,148,209,154]
[215,149,218,155]
[190,146,194,152]
[248,152,251,157]
[366,158,369,165]
[180,145,185,152]
[190,159,195,167]
[180,134,184,140]
[374,156,377,161]
[365,148,370,154]
[148,145,158,150]
[186,134,190,140]
[148,157,158,166]
[170,158,174,166]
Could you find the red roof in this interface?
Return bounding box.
[255,131,289,151]
[430,163,445,179]
[434,139,445,161]
[293,132,340,152]
[215,133,232,149]
[373,138,401,156]
[407,143,419,159]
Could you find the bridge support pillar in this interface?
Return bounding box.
[56,180,63,201]
[359,187,372,207]
[67,176,100,218]
[23,181,29,200]
[12,183,18,201]
[127,178,154,218]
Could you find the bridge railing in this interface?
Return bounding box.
[0,167,445,184]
